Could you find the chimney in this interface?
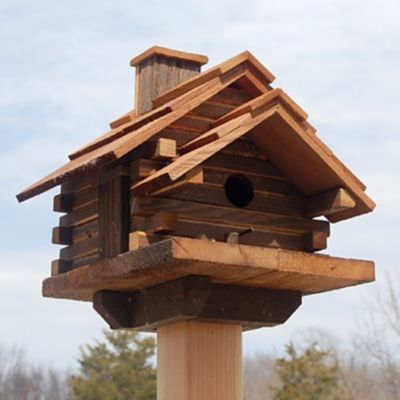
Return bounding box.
[130,46,208,115]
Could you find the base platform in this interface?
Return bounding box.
[42,237,375,302]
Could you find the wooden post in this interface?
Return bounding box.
[157,321,242,400]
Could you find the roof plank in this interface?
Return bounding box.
[16,67,246,202]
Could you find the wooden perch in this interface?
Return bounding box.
[304,188,356,218]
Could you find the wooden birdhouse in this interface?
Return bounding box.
[17,46,375,400]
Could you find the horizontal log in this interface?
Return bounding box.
[305,230,328,252]
[51,259,72,276]
[60,236,99,261]
[200,169,300,196]
[59,202,98,228]
[71,254,99,269]
[209,87,253,106]
[72,220,99,243]
[53,193,73,213]
[190,101,235,119]
[304,188,356,218]
[204,154,286,180]
[131,159,165,182]
[150,182,303,216]
[93,276,302,331]
[219,139,268,160]
[52,226,72,245]
[170,115,212,133]
[131,217,307,251]
[61,171,100,194]
[155,128,199,147]
[128,231,167,251]
[73,186,97,210]
[133,197,330,235]
[43,237,375,301]
[132,212,177,234]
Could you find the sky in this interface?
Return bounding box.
[0,0,399,369]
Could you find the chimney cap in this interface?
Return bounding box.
[130,45,208,67]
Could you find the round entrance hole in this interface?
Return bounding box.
[224,174,254,208]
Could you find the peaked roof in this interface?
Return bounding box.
[16,49,375,222]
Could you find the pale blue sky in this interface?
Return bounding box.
[1,0,399,368]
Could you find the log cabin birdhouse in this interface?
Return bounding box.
[17,46,375,399]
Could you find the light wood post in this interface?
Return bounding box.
[157,321,242,400]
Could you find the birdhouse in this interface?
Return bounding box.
[17,46,375,399]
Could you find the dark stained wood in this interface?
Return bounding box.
[60,236,99,261]
[71,254,99,269]
[93,275,302,331]
[52,226,72,245]
[53,193,73,213]
[59,202,98,228]
[51,259,72,276]
[73,186,97,210]
[72,220,99,243]
[98,174,130,259]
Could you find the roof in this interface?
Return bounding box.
[16,49,375,222]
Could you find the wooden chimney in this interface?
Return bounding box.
[17,45,376,400]
[130,46,208,115]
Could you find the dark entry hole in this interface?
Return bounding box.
[224,174,254,208]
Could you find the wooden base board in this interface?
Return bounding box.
[157,321,242,400]
[93,276,301,331]
[42,237,375,301]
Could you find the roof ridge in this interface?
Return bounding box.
[152,50,275,108]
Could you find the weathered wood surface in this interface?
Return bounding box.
[133,196,328,235]
[130,46,208,67]
[93,275,302,330]
[98,174,130,259]
[157,321,242,400]
[42,237,375,301]
[304,188,356,217]
[17,65,247,202]
[130,216,310,251]
[152,50,274,108]
[135,54,202,114]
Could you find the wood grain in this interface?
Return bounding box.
[158,321,243,400]
[42,237,374,301]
